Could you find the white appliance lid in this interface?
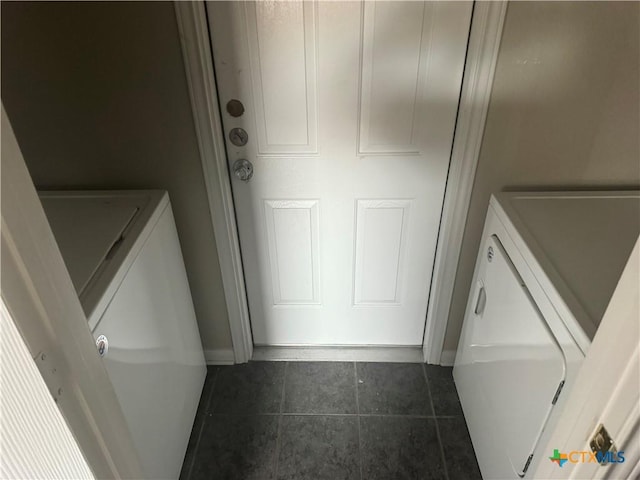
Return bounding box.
[497,192,640,340]
[40,197,139,294]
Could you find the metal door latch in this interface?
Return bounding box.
[589,424,619,465]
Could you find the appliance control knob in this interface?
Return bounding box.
[96,335,109,357]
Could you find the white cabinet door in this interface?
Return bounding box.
[455,234,566,479]
[207,1,472,345]
[93,207,205,480]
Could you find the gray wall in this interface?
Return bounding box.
[444,1,640,352]
[1,1,233,352]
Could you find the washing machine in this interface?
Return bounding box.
[39,190,206,480]
[454,191,640,479]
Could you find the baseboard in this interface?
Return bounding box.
[439,349,457,366]
[252,346,423,363]
[205,346,453,364]
[204,348,235,365]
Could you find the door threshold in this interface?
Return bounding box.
[252,346,423,363]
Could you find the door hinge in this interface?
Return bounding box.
[35,350,64,403]
[552,380,565,405]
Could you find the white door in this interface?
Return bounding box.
[207,1,472,346]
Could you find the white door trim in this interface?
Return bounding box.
[1,105,144,478]
[422,0,507,364]
[175,1,253,363]
[0,299,95,479]
[174,1,507,365]
[532,239,639,479]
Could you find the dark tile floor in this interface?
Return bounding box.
[180,362,480,480]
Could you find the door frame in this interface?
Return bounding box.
[174,0,508,364]
[531,239,639,479]
[1,104,144,478]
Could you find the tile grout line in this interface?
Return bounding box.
[354,361,364,480]
[422,363,450,480]
[273,361,288,480]
[185,367,218,480]
[204,411,463,419]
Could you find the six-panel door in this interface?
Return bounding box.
[207,1,472,345]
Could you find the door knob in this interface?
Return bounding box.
[233,158,254,182]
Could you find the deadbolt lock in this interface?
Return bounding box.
[226,99,245,117]
[229,127,248,147]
